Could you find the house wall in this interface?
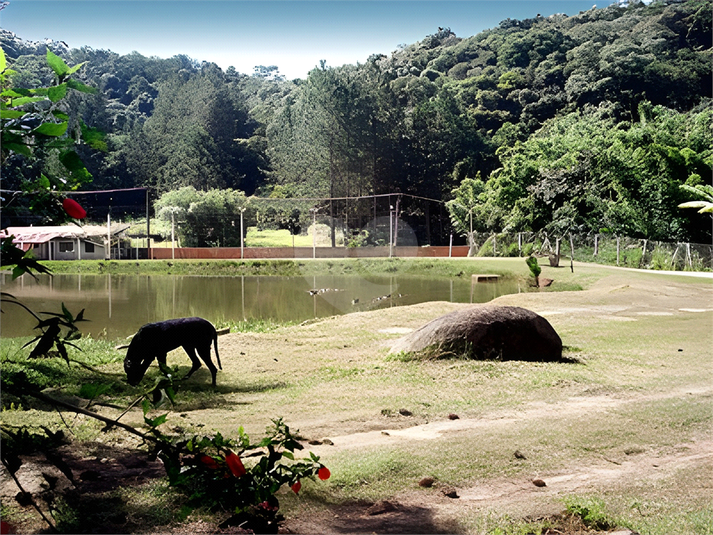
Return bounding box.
[40,239,106,260]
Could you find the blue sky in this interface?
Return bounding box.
[3,1,610,79]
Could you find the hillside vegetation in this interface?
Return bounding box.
[1,0,711,244]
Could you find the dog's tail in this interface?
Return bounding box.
[213,330,222,370]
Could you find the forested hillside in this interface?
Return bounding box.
[2,0,711,243]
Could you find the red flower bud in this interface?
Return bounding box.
[291,481,302,494]
[317,466,331,480]
[225,450,247,477]
[199,454,218,469]
[62,198,86,219]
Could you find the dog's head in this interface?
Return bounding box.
[123,328,156,385]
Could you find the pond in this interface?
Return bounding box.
[1,273,525,339]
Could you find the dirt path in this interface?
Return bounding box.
[289,381,712,533]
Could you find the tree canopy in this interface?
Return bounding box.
[1,0,711,243]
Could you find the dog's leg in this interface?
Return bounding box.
[183,346,202,379]
[196,343,218,387]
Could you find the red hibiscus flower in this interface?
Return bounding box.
[199,454,218,469]
[224,450,247,477]
[62,198,86,219]
[291,481,302,494]
[317,466,331,480]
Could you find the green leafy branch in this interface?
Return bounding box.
[678,184,713,214]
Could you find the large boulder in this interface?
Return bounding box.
[390,306,562,361]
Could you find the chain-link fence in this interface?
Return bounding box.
[470,231,712,271]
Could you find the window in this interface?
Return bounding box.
[84,242,95,253]
[58,241,74,253]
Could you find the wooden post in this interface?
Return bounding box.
[640,239,647,268]
[569,232,574,273]
[616,236,620,266]
[594,234,599,256]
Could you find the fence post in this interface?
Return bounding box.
[686,243,693,269]
[616,236,620,266]
[671,243,680,269]
[640,239,647,268]
[594,234,598,256]
[569,232,575,273]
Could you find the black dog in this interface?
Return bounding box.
[124,317,222,386]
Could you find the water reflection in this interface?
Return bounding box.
[1,273,522,339]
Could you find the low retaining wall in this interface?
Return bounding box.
[149,245,470,260]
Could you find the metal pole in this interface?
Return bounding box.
[107,212,111,260]
[171,211,175,260]
[389,206,393,258]
[146,189,151,260]
[312,208,316,259]
[240,208,245,259]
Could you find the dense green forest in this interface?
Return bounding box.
[1,0,711,244]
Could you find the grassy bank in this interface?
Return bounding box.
[43,257,531,280]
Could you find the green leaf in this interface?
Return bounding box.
[47,50,70,77]
[79,383,112,398]
[1,89,27,98]
[0,110,24,119]
[52,111,69,121]
[66,78,97,95]
[48,83,68,103]
[152,413,169,427]
[34,122,68,137]
[3,143,32,156]
[61,302,73,323]
[67,61,87,76]
[142,398,151,416]
[59,150,92,181]
[10,96,46,106]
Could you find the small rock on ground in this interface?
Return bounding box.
[366,500,398,516]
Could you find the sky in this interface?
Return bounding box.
[2,0,613,80]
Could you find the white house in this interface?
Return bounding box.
[1,224,130,260]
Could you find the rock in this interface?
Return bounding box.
[322,438,334,445]
[441,487,459,498]
[532,479,547,487]
[418,477,435,488]
[398,408,413,416]
[448,413,460,420]
[390,306,562,362]
[514,450,527,460]
[13,462,74,496]
[366,500,397,515]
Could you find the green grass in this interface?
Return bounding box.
[38,256,532,282]
[245,227,317,248]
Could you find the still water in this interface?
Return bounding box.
[1,273,524,339]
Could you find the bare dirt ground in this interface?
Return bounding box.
[3,264,712,534]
